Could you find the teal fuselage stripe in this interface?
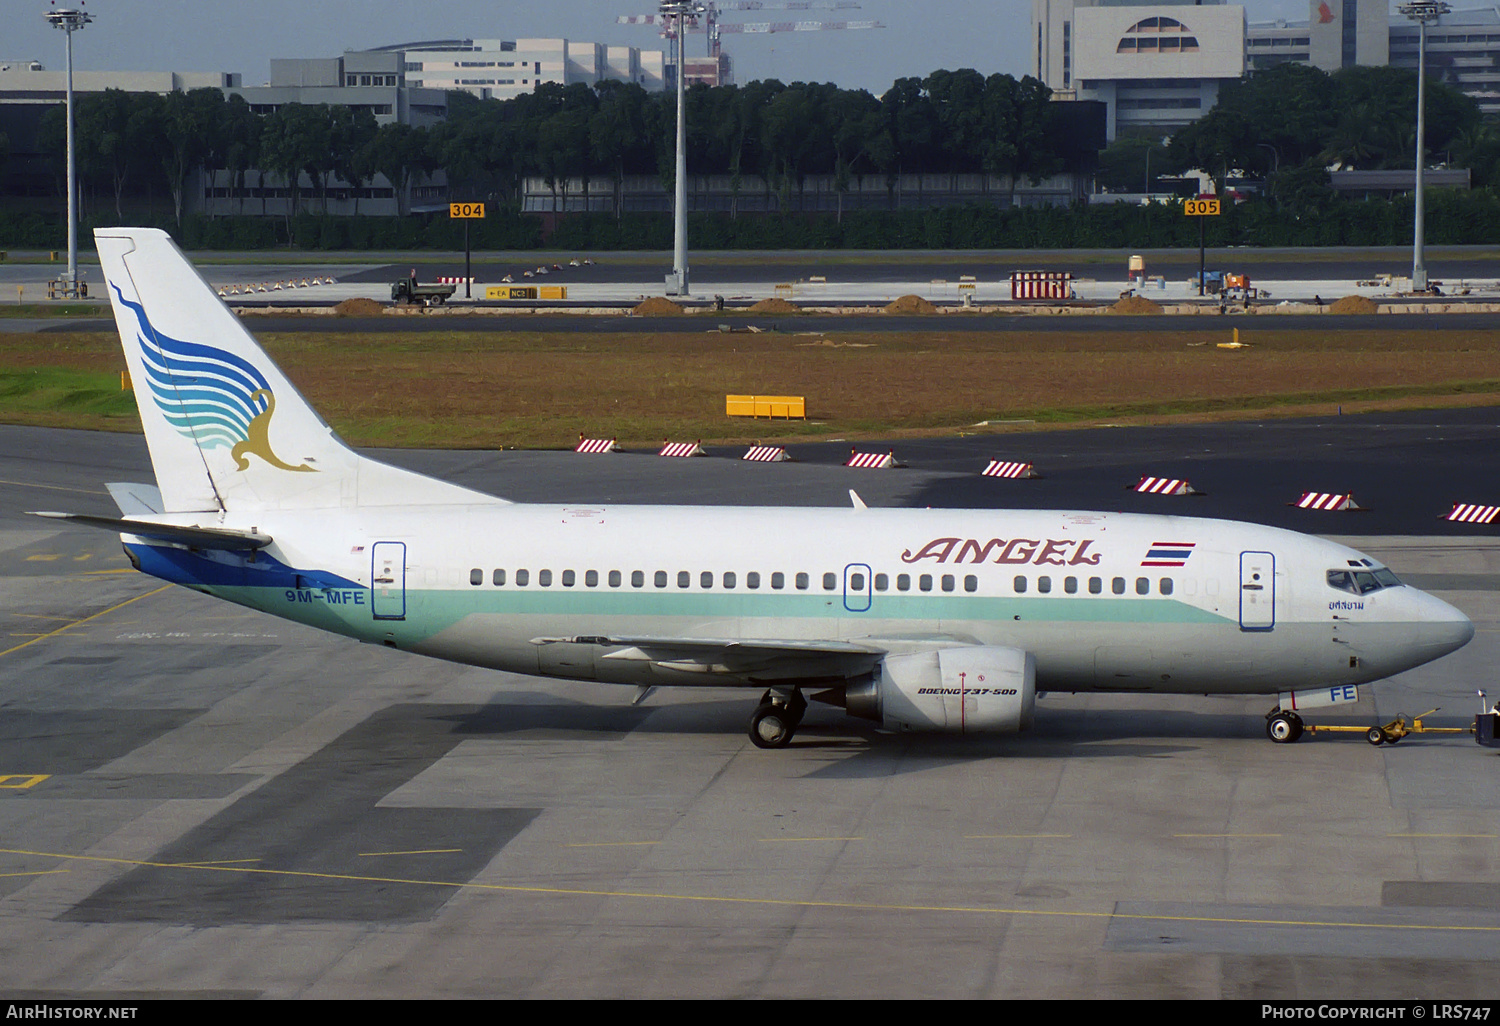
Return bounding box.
[202,581,1235,643]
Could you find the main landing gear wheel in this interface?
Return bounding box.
[748,688,806,749]
[749,703,795,749]
[1266,710,1304,744]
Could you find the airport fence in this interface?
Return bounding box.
[4,189,1500,252]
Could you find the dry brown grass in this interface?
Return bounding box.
[5,325,1499,449]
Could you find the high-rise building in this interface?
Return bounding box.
[1033,0,1245,140]
[1248,5,1500,115]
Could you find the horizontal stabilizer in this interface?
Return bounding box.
[29,511,272,551]
[106,482,165,516]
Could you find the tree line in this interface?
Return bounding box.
[38,87,432,229]
[1098,62,1499,209]
[38,70,1099,232]
[24,60,1500,250]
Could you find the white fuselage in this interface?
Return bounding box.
[135,503,1475,697]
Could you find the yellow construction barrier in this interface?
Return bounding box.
[726,394,806,419]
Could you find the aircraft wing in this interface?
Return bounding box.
[29,512,273,551]
[536,634,886,683]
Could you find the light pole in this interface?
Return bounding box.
[661,0,703,296]
[1400,0,1449,293]
[45,3,92,297]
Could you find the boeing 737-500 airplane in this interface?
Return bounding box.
[34,228,1475,748]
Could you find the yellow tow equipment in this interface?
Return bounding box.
[1305,708,1472,746]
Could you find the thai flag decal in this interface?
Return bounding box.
[1142,541,1196,567]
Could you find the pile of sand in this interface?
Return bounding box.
[748,297,800,314]
[333,297,385,317]
[883,294,938,314]
[1328,294,1379,315]
[1109,294,1164,315]
[633,296,685,316]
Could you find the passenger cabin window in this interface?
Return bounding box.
[1112,577,1126,595]
[772,572,785,590]
[875,574,889,591]
[631,570,643,588]
[538,570,552,587]
[1160,578,1173,595]
[823,572,837,591]
[606,570,619,587]
[562,570,575,587]
[1089,577,1102,594]
[701,571,713,589]
[919,574,933,592]
[964,575,977,593]
[724,572,737,589]
[747,572,760,589]
[655,571,668,588]
[470,568,482,586]
[1038,576,1051,594]
[849,572,865,591]
[493,569,506,586]
[1136,577,1149,595]
[678,571,691,588]
[1014,576,1027,593]
[1064,576,1078,594]
[897,574,911,592]
[586,570,599,587]
[796,573,809,590]
[516,569,529,586]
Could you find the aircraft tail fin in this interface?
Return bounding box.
[95,228,505,513]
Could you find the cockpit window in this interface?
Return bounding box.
[1327,567,1402,595]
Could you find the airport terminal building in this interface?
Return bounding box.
[1035,0,1500,137]
[367,38,666,100]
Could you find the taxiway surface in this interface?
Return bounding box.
[2,419,1498,999]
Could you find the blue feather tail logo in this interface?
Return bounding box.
[114,283,314,473]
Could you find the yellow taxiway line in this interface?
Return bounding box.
[0,585,169,659]
[4,846,1499,936]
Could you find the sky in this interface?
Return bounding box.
[11,0,1350,96]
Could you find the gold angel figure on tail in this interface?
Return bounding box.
[231,390,316,472]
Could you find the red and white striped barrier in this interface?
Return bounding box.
[1294,492,1364,511]
[1133,476,1201,496]
[574,435,619,454]
[1010,271,1074,300]
[1444,503,1499,524]
[435,277,475,284]
[982,460,1040,479]
[658,440,705,457]
[846,450,901,469]
[742,446,790,462]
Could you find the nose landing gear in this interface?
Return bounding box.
[1266,709,1305,743]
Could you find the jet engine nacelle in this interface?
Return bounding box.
[846,646,1036,733]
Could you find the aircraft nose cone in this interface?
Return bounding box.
[1415,592,1474,657]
